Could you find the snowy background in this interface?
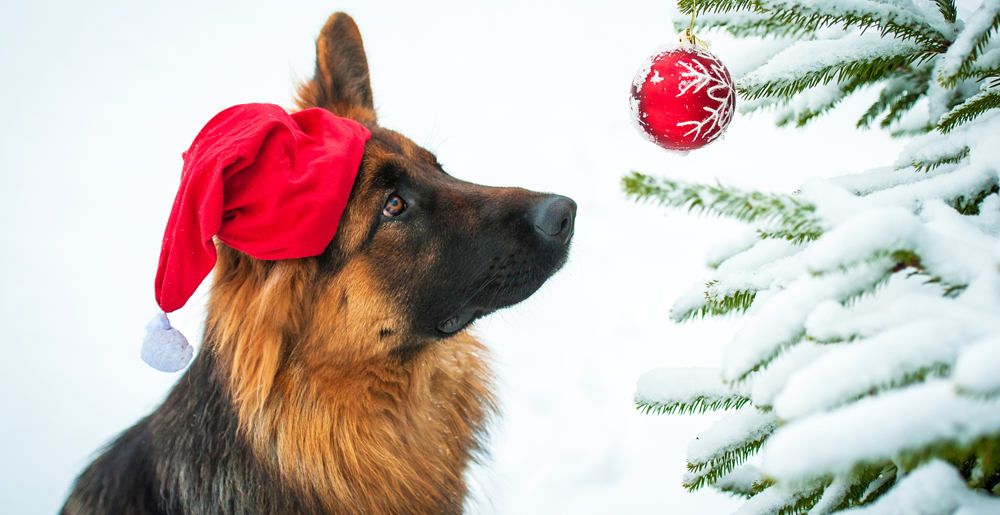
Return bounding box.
[0,1,904,513]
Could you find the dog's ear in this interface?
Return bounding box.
[295,13,376,125]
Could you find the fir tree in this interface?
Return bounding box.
[629,0,1000,512]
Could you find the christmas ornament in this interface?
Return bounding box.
[630,28,736,152]
[142,103,370,372]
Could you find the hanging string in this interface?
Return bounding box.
[681,0,709,49]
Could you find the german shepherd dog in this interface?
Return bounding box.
[62,12,574,515]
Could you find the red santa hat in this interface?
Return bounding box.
[142,103,371,372]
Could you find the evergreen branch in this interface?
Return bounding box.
[906,146,969,172]
[776,486,826,515]
[968,437,1000,489]
[879,90,926,128]
[622,173,823,236]
[858,79,910,129]
[895,435,1000,482]
[858,63,933,129]
[706,283,758,314]
[857,465,898,505]
[713,469,773,498]
[740,51,927,102]
[757,226,824,244]
[934,0,957,24]
[635,395,751,416]
[684,435,771,491]
[735,332,806,383]
[677,0,758,16]
[831,465,892,510]
[937,0,1000,88]
[775,77,870,128]
[759,1,950,49]
[889,124,934,138]
[671,287,758,323]
[937,88,1000,133]
[953,183,1000,215]
[753,477,776,496]
[838,267,894,309]
[679,12,815,38]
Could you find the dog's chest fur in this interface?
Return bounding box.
[63,334,493,515]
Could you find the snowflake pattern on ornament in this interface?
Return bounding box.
[629,46,736,152]
[674,50,735,144]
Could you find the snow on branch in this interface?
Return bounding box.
[759,0,954,46]
[714,464,768,498]
[826,165,955,196]
[843,460,1000,514]
[937,87,1000,133]
[774,319,969,419]
[954,336,1000,398]
[739,33,925,101]
[761,381,1000,483]
[672,239,808,322]
[634,368,750,415]
[623,172,824,243]
[721,261,894,382]
[677,0,758,16]
[683,408,777,491]
[937,0,1000,87]
[731,482,825,515]
[686,11,810,39]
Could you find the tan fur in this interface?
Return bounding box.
[205,244,495,515]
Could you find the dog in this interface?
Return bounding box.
[61,11,575,515]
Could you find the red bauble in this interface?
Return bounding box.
[630,46,736,152]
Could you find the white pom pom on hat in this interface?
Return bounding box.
[142,313,193,372]
[140,103,370,372]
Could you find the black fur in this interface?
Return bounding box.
[62,350,311,515]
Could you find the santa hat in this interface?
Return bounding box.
[142,103,371,372]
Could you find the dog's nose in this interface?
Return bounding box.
[532,195,576,244]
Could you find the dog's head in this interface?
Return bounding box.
[297,14,575,345]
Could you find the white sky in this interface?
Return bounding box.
[0,1,904,513]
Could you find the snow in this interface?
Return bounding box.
[803,207,923,272]
[800,275,980,343]
[706,229,759,268]
[740,32,923,91]
[733,483,821,515]
[810,476,850,515]
[714,464,763,495]
[635,367,747,408]
[954,336,1000,396]
[773,82,849,125]
[826,166,956,197]
[721,261,893,381]
[896,110,1000,170]
[762,380,1000,482]
[842,460,1000,515]
[686,408,777,466]
[937,0,1000,83]
[750,341,830,407]
[760,0,957,39]
[773,319,969,418]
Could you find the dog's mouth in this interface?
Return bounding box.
[437,307,490,334]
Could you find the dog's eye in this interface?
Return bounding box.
[383,194,406,217]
